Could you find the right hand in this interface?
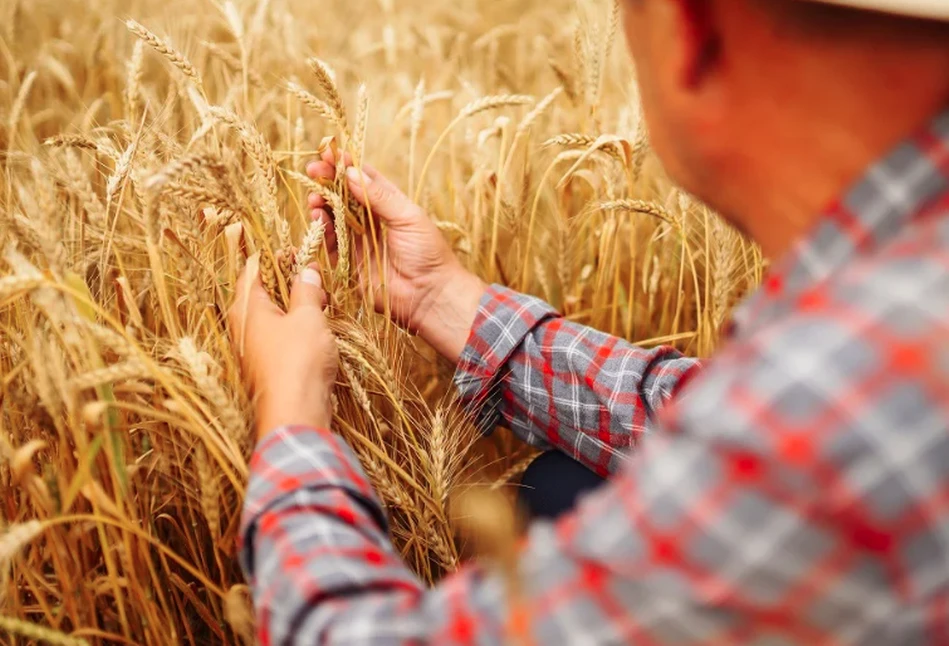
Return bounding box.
[306,151,486,363]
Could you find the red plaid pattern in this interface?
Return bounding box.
[240,109,949,644]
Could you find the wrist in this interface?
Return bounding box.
[256,386,333,441]
[413,266,486,364]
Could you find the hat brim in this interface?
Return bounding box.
[803,0,949,21]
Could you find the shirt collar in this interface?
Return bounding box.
[730,109,949,339]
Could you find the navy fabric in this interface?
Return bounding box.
[518,451,607,520]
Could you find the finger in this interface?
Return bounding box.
[230,262,281,345]
[232,262,274,316]
[361,162,382,181]
[308,192,326,208]
[306,160,335,181]
[334,151,354,168]
[290,264,329,313]
[345,166,420,227]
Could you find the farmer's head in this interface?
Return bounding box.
[620,0,949,255]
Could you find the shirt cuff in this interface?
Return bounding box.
[452,284,558,433]
[239,426,386,579]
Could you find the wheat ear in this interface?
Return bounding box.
[126,20,204,90]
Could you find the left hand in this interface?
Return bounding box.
[228,262,338,440]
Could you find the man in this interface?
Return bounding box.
[230,0,949,642]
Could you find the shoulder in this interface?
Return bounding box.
[668,216,949,446]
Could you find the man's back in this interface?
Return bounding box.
[651,113,949,642]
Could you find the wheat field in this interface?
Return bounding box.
[0,0,762,643]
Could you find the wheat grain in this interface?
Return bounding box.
[460,94,533,118]
[194,443,220,538]
[595,199,676,225]
[126,41,146,122]
[8,70,37,146]
[548,57,578,105]
[0,274,45,299]
[177,337,245,441]
[146,153,224,191]
[208,106,279,230]
[224,585,255,645]
[307,58,349,135]
[542,133,597,149]
[340,360,373,417]
[163,183,232,211]
[0,521,44,566]
[293,219,326,276]
[287,81,341,127]
[352,83,369,165]
[516,87,562,134]
[0,615,89,646]
[105,139,137,204]
[71,360,148,390]
[408,79,426,188]
[62,149,106,225]
[490,453,537,491]
[126,20,204,90]
[44,134,98,150]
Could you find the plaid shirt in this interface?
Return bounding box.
[240,109,949,645]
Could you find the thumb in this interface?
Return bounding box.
[346,166,418,226]
[289,265,328,312]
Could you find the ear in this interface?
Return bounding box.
[670,0,723,89]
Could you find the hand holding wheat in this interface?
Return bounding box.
[307,151,487,362]
[229,261,338,440]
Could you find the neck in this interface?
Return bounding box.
[722,29,949,259]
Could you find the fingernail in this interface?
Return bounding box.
[301,267,322,288]
[346,166,370,186]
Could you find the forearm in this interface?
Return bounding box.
[241,404,891,645]
[241,426,508,645]
[453,285,702,476]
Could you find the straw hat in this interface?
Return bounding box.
[807,0,949,20]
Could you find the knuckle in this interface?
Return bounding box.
[370,181,393,204]
[406,203,426,222]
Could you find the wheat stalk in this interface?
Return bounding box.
[203,40,264,88]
